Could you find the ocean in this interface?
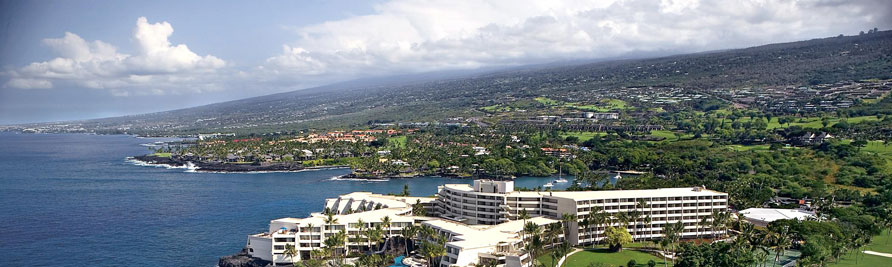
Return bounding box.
[0,133,575,266]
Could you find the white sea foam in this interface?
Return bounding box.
[125,157,194,170]
[328,175,389,182]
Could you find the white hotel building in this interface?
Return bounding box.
[436,180,729,245]
[246,180,728,267]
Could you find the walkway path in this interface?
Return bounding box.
[864,250,892,258]
[554,248,583,267]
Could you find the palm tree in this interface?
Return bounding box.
[591,209,607,247]
[526,235,545,266]
[305,223,317,250]
[402,224,418,256]
[710,210,729,239]
[355,218,366,253]
[643,215,653,242]
[546,222,563,248]
[382,216,393,252]
[635,199,649,239]
[579,216,591,246]
[518,209,531,243]
[698,216,710,240]
[771,227,791,267]
[365,225,383,252]
[283,243,298,266]
[661,221,684,267]
[324,211,338,238]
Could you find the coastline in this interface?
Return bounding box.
[128,154,349,173]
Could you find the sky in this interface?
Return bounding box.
[1,0,890,124]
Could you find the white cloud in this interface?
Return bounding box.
[4,78,53,89]
[4,17,226,94]
[262,0,891,82]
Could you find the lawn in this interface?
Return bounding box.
[649,130,694,141]
[481,104,511,112]
[561,131,610,142]
[859,140,892,155]
[562,248,667,267]
[564,99,629,112]
[726,144,771,152]
[739,115,882,130]
[151,152,172,158]
[536,97,560,106]
[830,230,892,266]
[389,136,407,148]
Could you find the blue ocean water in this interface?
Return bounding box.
[0,133,574,266]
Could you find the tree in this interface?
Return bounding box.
[401,184,410,196]
[771,227,791,267]
[354,218,366,253]
[421,240,446,267]
[546,222,563,247]
[604,226,633,252]
[801,235,830,267]
[365,225,383,253]
[579,216,591,246]
[412,199,427,216]
[382,216,393,253]
[519,209,531,243]
[324,210,338,237]
[284,243,298,266]
[647,259,657,267]
[662,221,684,267]
[402,224,418,256]
[627,259,637,267]
[591,209,607,247]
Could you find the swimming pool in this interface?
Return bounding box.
[389,256,408,267]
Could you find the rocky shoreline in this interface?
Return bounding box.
[218,248,272,267]
[131,155,306,172]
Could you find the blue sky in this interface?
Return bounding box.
[1,0,890,124]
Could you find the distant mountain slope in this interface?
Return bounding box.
[27,31,892,135]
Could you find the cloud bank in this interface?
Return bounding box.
[4,1,891,96]
[262,0,891,83]
[4,17,225,96]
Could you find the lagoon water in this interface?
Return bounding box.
[0,133,574,266]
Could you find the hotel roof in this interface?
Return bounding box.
[424,216,558,250]
[444,183,726,199]
[740,208,814,223]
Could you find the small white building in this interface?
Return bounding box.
[739,208,815,227]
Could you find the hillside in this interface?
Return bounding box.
[14,31,892,135]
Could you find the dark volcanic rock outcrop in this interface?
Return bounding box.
[218,248,271,267]
[132,155,304,172]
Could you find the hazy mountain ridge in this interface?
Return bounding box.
[13,31,892,135]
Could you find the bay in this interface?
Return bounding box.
[0,133,574,266]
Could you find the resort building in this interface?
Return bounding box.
[246,180,728,267]
[436,180,729,245]
[739,208,815,227]
[425,217,559,267]
[247,193,434,264]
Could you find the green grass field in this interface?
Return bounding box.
[389,136,407,148]
[151,152,172,158]
[649,130,695,141]
[860,141,892,155]
[536,97,560,106]
[561,131,610,142]
[830,230,892,266]
[481,104,512,112]
[737,115,882,130]
[561,248,666,267]
[726,144,771,152]
[564,99,629,112]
